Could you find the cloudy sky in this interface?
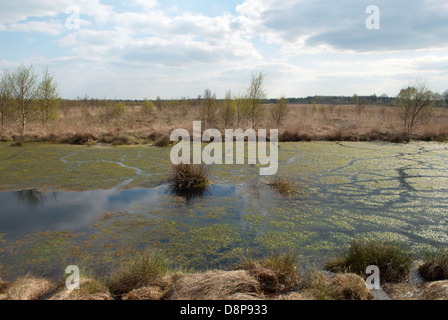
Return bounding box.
[1,0,447,99]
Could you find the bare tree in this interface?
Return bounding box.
[246,72,267,129]
[270,96,289,128]
[201,89,217,128]
[0,69,11,133]
[220,90,236,127]
[396,80,435,135]
[8,63,38,134]
[36,66,60,127]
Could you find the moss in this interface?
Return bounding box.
[167,224,243,269]
[255,231,317,250]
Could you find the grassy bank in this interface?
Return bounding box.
[2,241,448,300]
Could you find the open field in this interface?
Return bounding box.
[1,103,448,144]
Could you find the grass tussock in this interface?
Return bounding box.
[324,238,413,283]
[50,277,112,300]
[108,250,171,297]
[420,281,448,300]
[166,270,263,300]
[168,162,210,193]
[302,271,373,300]
[0,275,55,300]
[267,175,300,196]
[121,286,165,300]
[236,252,301,294]
[418,250,448,282]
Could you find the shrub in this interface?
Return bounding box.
[140,99,154,115]
[324,238,412,283]
[418,250,448,282]
[154,135,171,147]
[64,133,97,145]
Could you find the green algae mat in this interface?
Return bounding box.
[0,141,447,280]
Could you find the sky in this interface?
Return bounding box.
[1,0,447,100]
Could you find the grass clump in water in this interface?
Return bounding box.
[324,238,412,283]
[267,175,299,196]
[167,162,210,194]
[418,249,448,282]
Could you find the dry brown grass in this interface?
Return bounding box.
[0,275,55,300]
[49,277,113,300]
[266,175,300,196]
[302,272,373,300]
[121,286,164,300]
[165,270,263,300]
[384,280,448,300]
[236,252,301,294]
[420,280,448,300]
[382,282,424,300]
[1,103,447,144]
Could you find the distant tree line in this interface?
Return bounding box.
[69,92,447,108]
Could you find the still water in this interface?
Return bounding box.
[0,141,447,280]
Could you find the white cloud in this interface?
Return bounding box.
[2,0,448,99]
[7,20,65,35]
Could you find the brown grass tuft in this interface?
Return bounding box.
[121,286,164,300]
[165,270,263,300]
[266,175,300,196]
[49,277,113,300]
[303,272,373,300]
[420,280,448,300]
[0,275,55,300]
[236,252,301,294]
[168,162,210,194]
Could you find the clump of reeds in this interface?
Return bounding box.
[267,175,299,196]
[167,162,210,194]
[324,238,413,283]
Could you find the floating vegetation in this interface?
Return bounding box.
[0,140,447,281]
